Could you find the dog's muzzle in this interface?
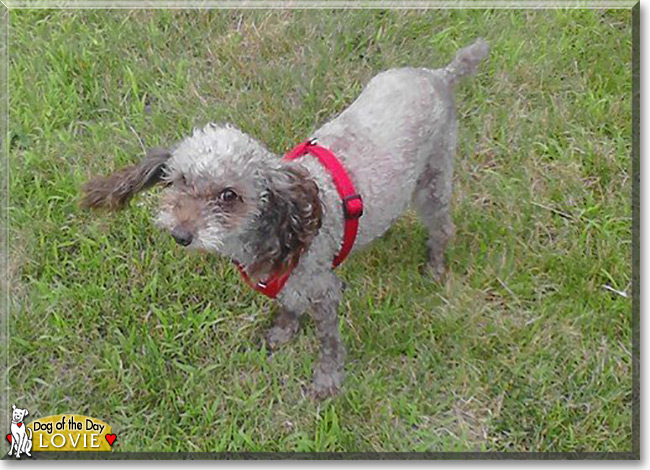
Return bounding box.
[171,226,194,246]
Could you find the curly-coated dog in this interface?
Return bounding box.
[81,39,489,397]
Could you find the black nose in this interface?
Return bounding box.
[171,226,193,246]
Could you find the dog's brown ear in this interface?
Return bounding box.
[247,164,322,279]
[80,147,172,211]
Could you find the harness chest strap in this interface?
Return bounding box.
[236,140,364,298]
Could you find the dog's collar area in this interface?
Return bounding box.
[234,259,296,299]
[285,139,363,268]
[236,139,363,299]
[342,194,364,220]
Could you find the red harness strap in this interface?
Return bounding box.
[236,140,363,298]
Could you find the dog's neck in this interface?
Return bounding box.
[212,211,280,278]
[223,235,258,270]
[229,224,284,280]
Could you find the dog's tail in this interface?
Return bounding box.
[26,427,32,439]
[443,38,489,88]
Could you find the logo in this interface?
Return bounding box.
[7,405,32,459]
[6,406,117,456]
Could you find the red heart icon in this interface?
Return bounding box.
[105,434,117,446]
[5,434,11,443]
[17,423,22,428]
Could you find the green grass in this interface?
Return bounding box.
[7,9,633,453]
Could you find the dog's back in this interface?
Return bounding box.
[312,39,488,248]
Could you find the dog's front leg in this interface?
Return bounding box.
[267,285,310,349]
[15,434,23,458]
[266,305,302,349]
[309,271,345,398]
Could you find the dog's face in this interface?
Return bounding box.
[154,125,272,253]
[156,164,262,252]
[11,405,28,423]
[81,123,323,279]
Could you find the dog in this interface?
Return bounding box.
[8,405,32,458]
[81,39,489,397]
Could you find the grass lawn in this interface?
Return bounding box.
[7,9,633,453]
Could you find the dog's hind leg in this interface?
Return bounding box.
[24,431,32,457]
[413,130,457,281]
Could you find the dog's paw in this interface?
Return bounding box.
[264,309,300,350]
[311,367,344,399]
[421,260,448,283]
[264,327,293,350]
[265,322,299,350]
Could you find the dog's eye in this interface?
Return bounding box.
[219,188,238,202]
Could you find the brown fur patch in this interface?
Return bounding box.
[170,193,205,233]
[247,165,322,279]
[216,187,257,230]
[80,147,171,211]
[163,180,256,236]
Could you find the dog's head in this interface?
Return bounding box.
[11,405,28,423]
[81,124,322,280]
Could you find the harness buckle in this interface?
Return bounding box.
[342,194,363,220]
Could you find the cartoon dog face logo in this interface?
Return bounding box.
[11,406,28,423]
[8,405,32,459]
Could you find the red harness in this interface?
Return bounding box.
[236,140,363,298]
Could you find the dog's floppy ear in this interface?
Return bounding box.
[248,164,322,279]
[11,404,15,410]
[80,147,172,211]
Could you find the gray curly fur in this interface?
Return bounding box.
[82,39,489,398]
